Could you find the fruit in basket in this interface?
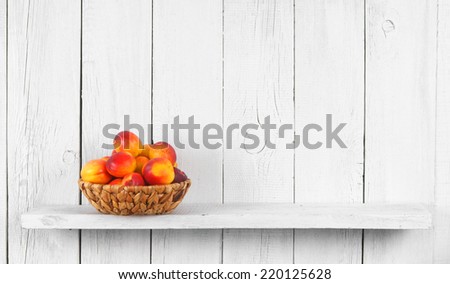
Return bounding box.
[122,173,146,186]
[142,157,175,185]
[113,131,143,157]
[172,167,188,183]
[81,159,112,184]
[109,179,122,185]
[79,131,189,188]
[146,142,177,165]
[141,144,151,158]
[106,152,136,177]
[135,156,149,174]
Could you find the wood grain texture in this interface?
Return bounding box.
[0,0,6,264]
[294,0,364,264]
[364,0,437,263]
[81,0,151,264]
[151,0,223,264]
[434,0,450,263]
[22,203,432,230]
[223,0,294,264]
[7,0,80,263]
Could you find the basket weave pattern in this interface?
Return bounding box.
[79,179,191,215]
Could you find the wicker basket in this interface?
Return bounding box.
[78,179,191,215]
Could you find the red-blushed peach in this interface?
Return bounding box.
[172,167,188,183]
[122,173,145,186]
[147,142,177,165]
[81,159,112,184]
[106,152,136,178]
[109,179,122,185]
[135,156,149,174]
[142,157,175,185]
[113,131,143,157]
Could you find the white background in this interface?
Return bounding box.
[1,0,449,264]
[2,264,450,283]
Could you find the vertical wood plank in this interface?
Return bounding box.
[81,0,152,264]
[294,0,364,263]
[8,0,80,263]
[0,0,6,264]
[434,0,450,263]
[151,0,223,264]
[223,0,294,264]
[364,0,437,263]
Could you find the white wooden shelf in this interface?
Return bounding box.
[21,203,431,230]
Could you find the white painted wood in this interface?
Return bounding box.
[0,0,6,264]
[2,0,447,264]
[364,0,437,263]
[151,0,223,264]
[294,0,365,264]
[7,0,80,263]
[81,0,151,264]
[223,0,295,264]
[434,0,450,263]
[22,203,432,230]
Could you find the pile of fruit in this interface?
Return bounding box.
[80,131,188,186]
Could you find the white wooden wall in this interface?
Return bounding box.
[1,0,449,264]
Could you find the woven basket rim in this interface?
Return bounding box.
[78,178,191,191]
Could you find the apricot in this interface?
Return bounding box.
[122,173,145,186]
[142,157,175,185]
[81,159,112,184]
[140,144,151,158]
[147,142,177,165]
[172,167,188,183]
[109,179,122,185]
[106,152,136,178]
[113,131,143,157]
[135,156,149,174]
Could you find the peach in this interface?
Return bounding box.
[106,152,136,178]
[142,157,175,185]
[135,156,149,174]
[81,159,112,184]
[122,173,145,186]
[172,167,188,183]
[147,142,177,165]
[113,131,143,157]
[101,156,110,162]
[109,179,122,185]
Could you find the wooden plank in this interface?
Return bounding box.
[223,0,295,264]
[81,0,151,264]
[0,0,6,264]
[22,203,432,230]
[434,0,450,263]
[7,0,80,263]
[364,0,437,263]
[151,0,223,264]
[294,0,364,264]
